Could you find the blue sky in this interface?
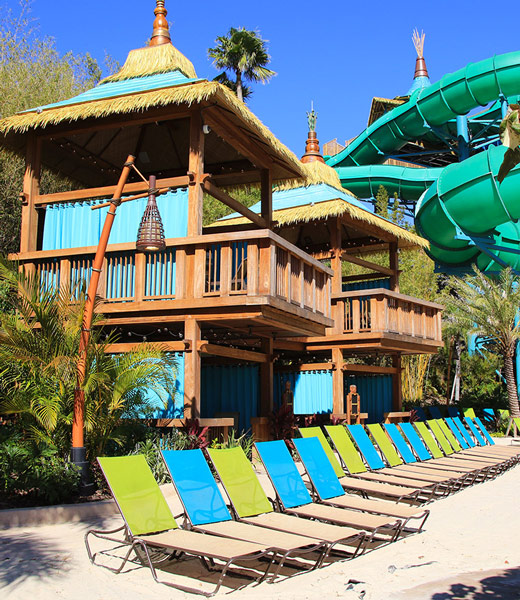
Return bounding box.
[6,0,519,156]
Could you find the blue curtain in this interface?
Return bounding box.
[346,374,393,423]
[201,365,259,431]
[42,188,189,250]
[274,370,333,415]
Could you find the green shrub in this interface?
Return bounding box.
[0,432,80,506]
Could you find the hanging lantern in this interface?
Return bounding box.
[136,174,166,252]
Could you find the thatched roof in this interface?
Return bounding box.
[101,43,197,83]
[0,44,304,183]
[213,181,428,249]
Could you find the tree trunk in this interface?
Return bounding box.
[503,351,520,418]
[236,71,243,102]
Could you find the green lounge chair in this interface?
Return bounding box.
[205,446,366,561]
[298,426,424,503]
[86,455,274,596]
[162,448,357,576]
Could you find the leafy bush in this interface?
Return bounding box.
[210,429,253,459]
[0,431,80,507]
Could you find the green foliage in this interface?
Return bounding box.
[203,186,260,226]
[0,259,178,460]
[210,429,254,459]
[375,185,389,218]
[208,27,275,102]
[0,429,80,507]
[0,1,115,254]
[399,248,437,301]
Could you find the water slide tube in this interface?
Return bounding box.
[327,51,520,169]
[415,144,520,271]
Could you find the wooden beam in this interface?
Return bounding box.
[204,107,273,170]
[332,347,344,414]
[35,175,191,206]
[329,218,342,296]
[341,253,394,276]
[260,168,272,228]
[203,179,267,228]
[20,134,41,252]
[153,417,234,428]
[340,214,396,243]
[184,318,201,419]
[104,341,191,353]
[275,362,333,372]
[342,272,390,283]
[197,341,268,363]
[187,111,204,236]
[392,354,403,411]
[260,338,274,417]
[343,363,398,375]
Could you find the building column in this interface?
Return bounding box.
[392,354,403,411]
[260,168,272,229]
[332,347,344,416]
[389,242,399,292]
[260,337,274,417]
[187,110,204,236]
[184,318,201,419]
[20,133,41,253]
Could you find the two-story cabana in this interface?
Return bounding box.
[0,2,442,435]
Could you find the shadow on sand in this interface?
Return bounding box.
[430,567,520,600]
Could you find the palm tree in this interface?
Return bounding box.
[208,27,276,102]
[0,259,177,458]
[446,266,520,417]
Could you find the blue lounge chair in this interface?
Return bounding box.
[161,448,332,579]
[255,439,428,531]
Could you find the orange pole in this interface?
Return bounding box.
[72,155,135,449]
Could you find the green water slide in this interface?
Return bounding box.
[327,51,520,169]
[328,50,520,272]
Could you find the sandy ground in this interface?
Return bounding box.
[1,439,520,600]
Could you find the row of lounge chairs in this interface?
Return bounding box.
[412,405,509,425]
[86,415,519,596]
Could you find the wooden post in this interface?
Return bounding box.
[20,134,41,252]
[260,168,272,229]
[134,252,146,301]
[260,337,274,419]
[184,318,201,419]
[187,111,204,236]
[329,218,342,295]
[332,347,344,415]
[392,354,403,411]
[389,242,399,292]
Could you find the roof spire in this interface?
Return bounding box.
[301,103,325,164]
[408,29,431,95]
[412,28,429,79]
[150,1,172,46]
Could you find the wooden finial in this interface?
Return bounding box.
[301,103,325,164]
[150,0,171,46]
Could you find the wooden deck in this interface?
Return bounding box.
[292,288,443,352]
[12,229,334,337]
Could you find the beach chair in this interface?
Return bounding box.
[298,426,425,503]
[160,449,336,579]
[426,420,506,475]
[410,406,427,421]
[447,406,461,418]
[450,416,518,461]
[255,439,428,543]
[463,408,476,419]
[473,416,520,456]
[85,455,274,596]
[383,423,471,488]
[481,408,496,428]
[411,422,492,479]
[428,406,444,419]
[463,418,520,460]
[348,424,451,498]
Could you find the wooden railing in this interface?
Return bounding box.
[332,289,443,341]
[13,230,332,320]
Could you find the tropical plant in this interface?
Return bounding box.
[0,259,178,460]
[210,429,254,459]
[445,266,520,418]
[401,354,430,405]
[208,27,275,102]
